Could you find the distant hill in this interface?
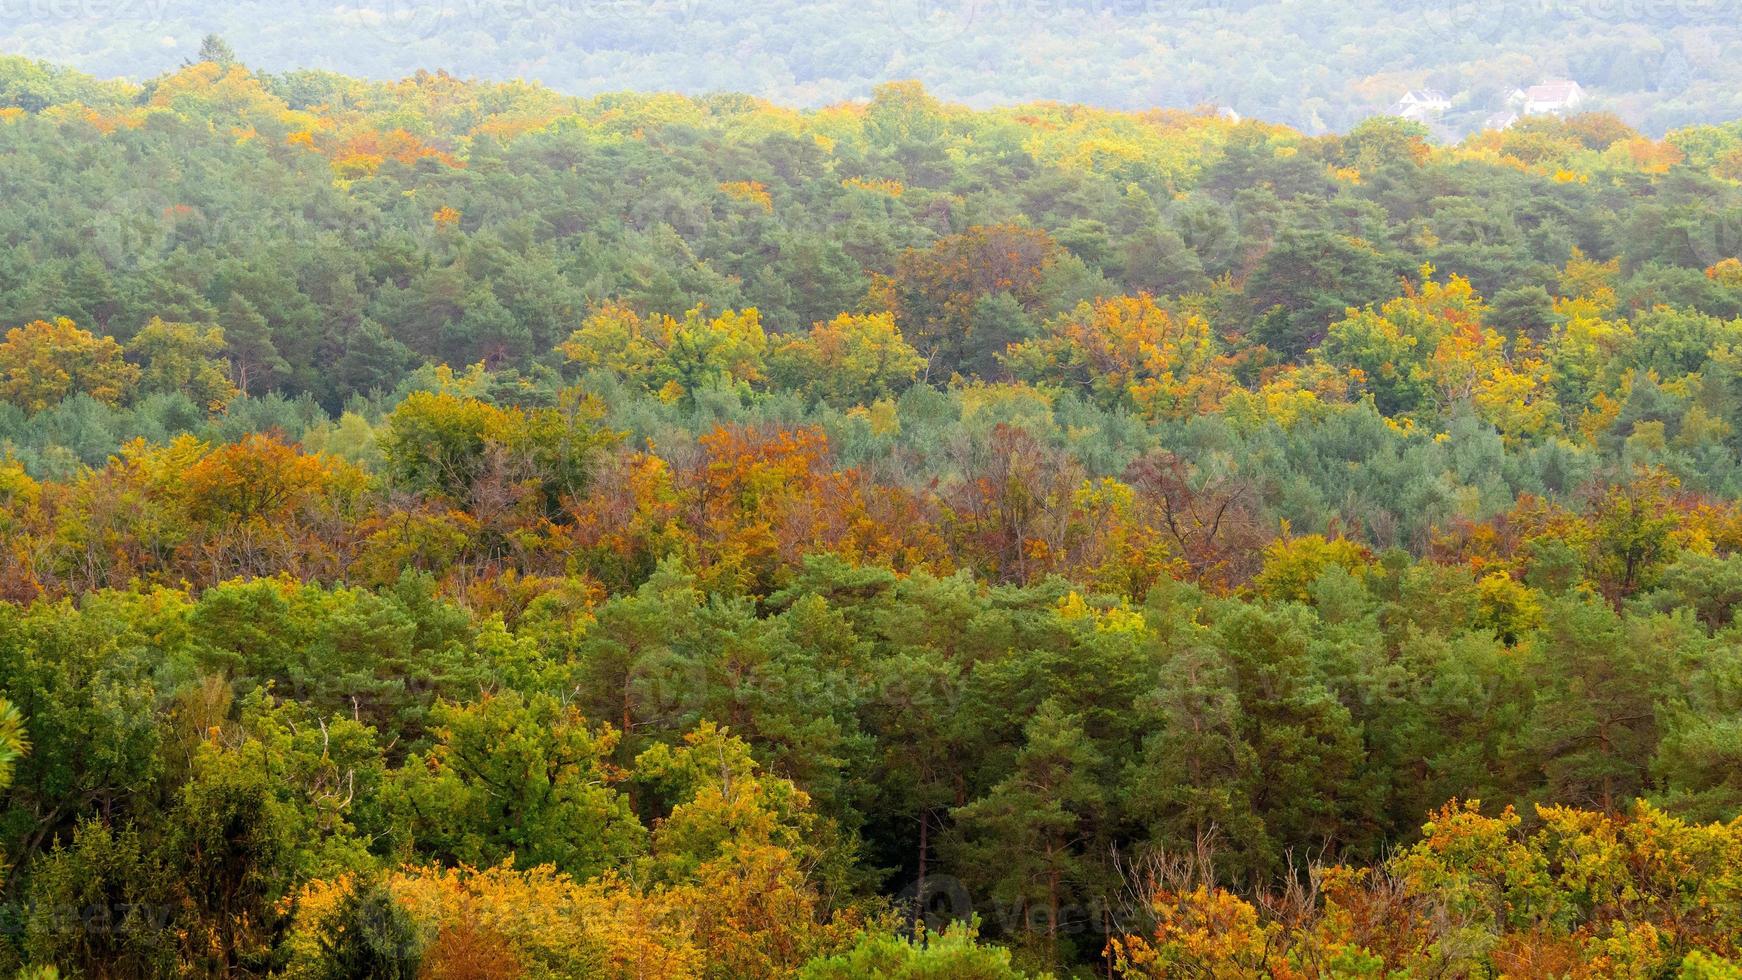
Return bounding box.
[1,0,1740,133]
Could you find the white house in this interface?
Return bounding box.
[1483,110,1519,131]
[1392,89,1452,121]
[1521,80,1584,115]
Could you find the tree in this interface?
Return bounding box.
[768,312,923,406]
[0,318,138,412]
[950,701,1106,970]
[0,592,174,874]
[1127,643,1269,882]
[1004,293,1229,418]
[869,225,1060,379]
[1212,601,1369,866]
[798,923,1037,979]
[634,722,860,977]
[126,317,238,410]
[387,692,646,877]
[562,305,767,405]
[22,819,179,976]
[0,698,26,883]
[1586,470,1682,601]
[311,879,427,980]
[220,294,289,396]
[943,423,1083,584]
[1110,800,1742,977]
[1249,228,1399,359]
[195,34,237,67]
[1252,534,1371,602]
[166,736,302,974]
[0,698,25,794]
[379,384,610,514]
[1524,595,1665,812]
[1122,450,1266,590]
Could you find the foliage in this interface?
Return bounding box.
[2,53,1742,977]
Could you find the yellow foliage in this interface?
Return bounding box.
[1004,293,1229,418]
[841,176,905,196]
[287,864,703,980]
[1253,534,1371,601]
[718,180,773,213]
[1559,248,1622,314]
[0,318,139,412]
[563,305,767,400]
[1476,570,1541,642]
[768,312,923,405]
[1707,258,1742,289]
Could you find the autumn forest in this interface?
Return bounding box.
[1,41,1742,977]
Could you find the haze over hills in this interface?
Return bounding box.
[1,0,1740,133]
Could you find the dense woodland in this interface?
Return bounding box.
[2,49,1742,977]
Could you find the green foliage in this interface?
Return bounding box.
[798,923,1040,979]
[310,879,426,980]
[387,692,646,877]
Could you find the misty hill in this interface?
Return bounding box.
[1,0,1738,133]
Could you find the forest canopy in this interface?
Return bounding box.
[0,50,1741,976]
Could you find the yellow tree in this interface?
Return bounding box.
[636,722,862,977]
[1314,268,1484,417]
[767,312,923,406]
[1428,320,1561,441]
[562,305,767,404]
[0,317,139,411]
[1004,293,1228,419]
[1549,302,1635,429]
[127,317,238,410]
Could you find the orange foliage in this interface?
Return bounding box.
[680,425,943,592]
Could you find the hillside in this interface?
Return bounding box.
[5,1,1742,133]
[0,54,1740,976]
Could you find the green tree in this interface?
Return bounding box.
[387,692,646,877]
[311,879,427,980]
[1524,595,1664,811]
[950,701,1105,971]
[219,294,289,396]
